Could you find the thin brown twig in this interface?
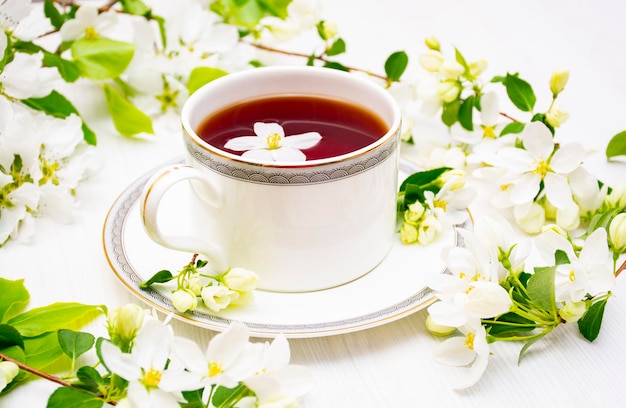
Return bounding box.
[0,352,73,388]
[616,258,626,278]
[245,41,388,82]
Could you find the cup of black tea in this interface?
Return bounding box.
[141,66,401,292]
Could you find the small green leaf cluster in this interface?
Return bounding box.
[0,278,104,396]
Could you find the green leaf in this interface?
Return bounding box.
[23,332,66,371]
[527,266,556,314]
[518,330,549,365]
[181,389,205,408]
[485,312,535,337]
[501,73,536,112]
[554,249,570,265]
[139,270,174,289]
[119,0,150,15]
[0,278,30,323]
[187,67,229,95]
[326,38,346,57]
[384,51,408,82]
[441,99,461,127]
[578,298,608,342]
[322,61,349,72]
[399,167,451,193]
[7,303,104,338]
[458,96,475,131]
[499,121,525,137]
[47,386,104,408]
[12,40,81,83]
[43,0,65,30]
[0,324,24,349]
[103,84,154,137]
[454,48,470,77]
[587,207,621,235]
[58,329,95,360]
[606,130,626,160]
[76,366,105,393]
[258,0,291,18]
[71,37,134,80]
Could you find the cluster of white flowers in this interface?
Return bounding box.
[101,304,313,407]
[171,265,260,314]
[425,216,616,388]
[399,169,475,245]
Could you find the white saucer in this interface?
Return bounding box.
[103,158,461,338]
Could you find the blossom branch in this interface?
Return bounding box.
[245,41,388,82]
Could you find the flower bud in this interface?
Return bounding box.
[555,203,580,231]
[187,274,203,296]
[418,50,444,73]
[400,222,418,244]
[405,202,426,224]
[549,69,570,96]
[439,58,465,79]
[515,202,545,234]
[425,314,455,336]
[201,284,239,313]
[436,80,461,103]
[418,215,441,245]
[439,169,466,191]
[606,183,626,208]
[0,361,19,392]
[321,20,338,40]
[171,289,198,313]
[223,267,259,292]
[558,301,587,322]
[424,36,440,51]
[469,59,488,78]
[546,107,570,128]
[609,213,626,253]
[107,303,144,347]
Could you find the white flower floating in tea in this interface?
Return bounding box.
[224,122,322,162]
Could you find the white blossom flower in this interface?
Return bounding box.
[432,319,490,389]
[553,228,615,302]
[513,202,546,234]
[260,0,321,42]
[59,4,117,41]
[427,229,511,327]
[100,319,201,408]
[244,335,314,406]
[494,121,585,210]
[201,283,240,313]
[224,122,322,162]
[0,51,60,99]
[0,0,31,32]
[170,322,259,404]
[546,106,569,128]
[424,177,475,225]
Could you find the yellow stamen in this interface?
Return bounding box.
[569,269,576,282]
[209,362,222,377]
[85,26,98,40]
[142,368,162,388]
[532,160,550,177]
[266,133,282,150]
[483,125,496,139]
[465,332,475,350]
[434,199,447,211]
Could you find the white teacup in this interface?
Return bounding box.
[140,66,401,292]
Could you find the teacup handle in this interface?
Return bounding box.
[140,164,229,272]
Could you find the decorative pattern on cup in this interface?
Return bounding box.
[184,134,399,186]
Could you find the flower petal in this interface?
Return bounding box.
[522,121,554,159]
[224,136,266,151]
[272,147,307,162]
[432,337,475,366]
[509,173,540,205]
[254,122,284,138]
[280,132,322,149]
[544,173,574,209]
[241,149,275,161]
[550,142,586,173]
